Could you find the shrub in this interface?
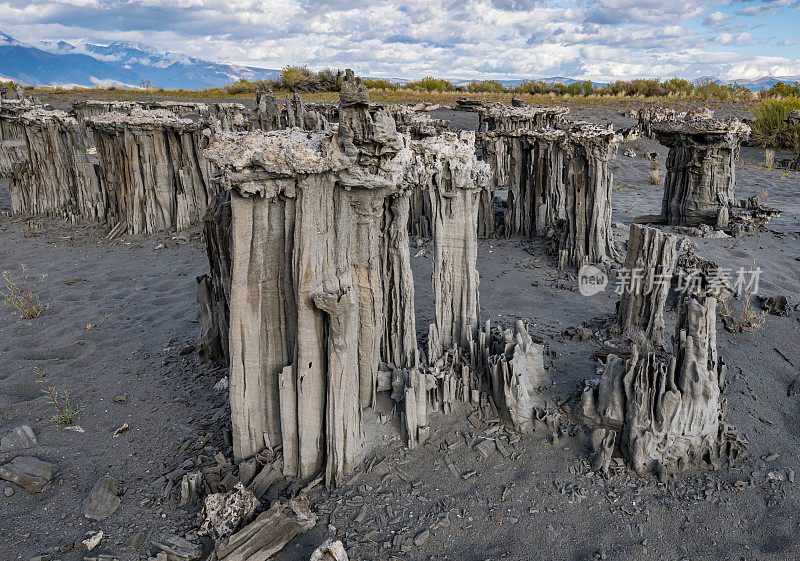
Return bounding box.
[316,68,344,91]
[1,264,47,319]
[717,293,768,334]
[36,368,82,425]
[364,78,396,90]
[750,98,800,150]
[280,65,321,93]
[405,76,456,92]
[224,79,256,95]
[664,78,694,96]
[763,81,800,99]
[513,80,554,95]
[467,80,507,93]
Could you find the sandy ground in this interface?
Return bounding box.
[1,102,800,561]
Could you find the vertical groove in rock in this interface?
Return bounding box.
[87,108,216,234]
[9,108,103,221]
[613,224,677,350]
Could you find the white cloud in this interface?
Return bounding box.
[1,0,800,81]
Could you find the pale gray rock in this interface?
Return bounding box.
[150,534,202,561]
[213,496,317,561]
[87,108,217,234]
[0,425,37,450]
[199,482,260,540]
[612,224,677,350]
[309,539,349,561]
[0,456,58,493]
[83,475,121,520]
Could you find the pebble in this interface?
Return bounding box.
[4,486,13,497]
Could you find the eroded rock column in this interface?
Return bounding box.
[408,132,489,356]
[612,224,677,350]
[87,108,215,234]
[556,123,622,269]
[583,291,728,475]
[654,118,750,226]
[205,72,417,485]
[9,109,103,221]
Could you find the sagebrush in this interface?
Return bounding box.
[1,264,47,319]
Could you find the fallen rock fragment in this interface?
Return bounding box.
[309,539,348,561]
[82,530,103,551]
[112,423,129,437]
[214,496,317,561]
[0,425,37,450]
[150,534,202,561]
[83,475,121,520]
[199,482,259,540]
[0,456,57,493]
[179,472,202,506]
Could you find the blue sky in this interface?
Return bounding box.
[2,0,800,81]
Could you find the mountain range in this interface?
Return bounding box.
[0,32,280,89]
[1,31,799,91]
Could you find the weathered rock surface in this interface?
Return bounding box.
[83,475,121,520]
[9,108,103,221]
[196,191,232,365]
[205,71,420,483]
[87,108,216,234]
[200,482,260,540]
[309,539,349,561]
[0,456,58,493]
[583,292,729,475]
[482,120,621,268]
[636,106,677,139]
[654,118,750,226]
[0,425,37,450]
[613,224,677,350]
[487,321,549,433]
[150,534,202,561]
[251,90,330,132]
[213,496,317,561]
[409,132,489,355]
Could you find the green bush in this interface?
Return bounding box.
[405,76,456,92]
[693,79,749,100]
[664,78,694,96]
[467,80,507,93]
[763,81,800,99]
[513,80,554,95]
[364,78,396,90]
[751,98,800,150]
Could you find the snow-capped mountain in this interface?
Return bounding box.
[0,32,280,89]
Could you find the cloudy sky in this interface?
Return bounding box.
[2,0,800,81]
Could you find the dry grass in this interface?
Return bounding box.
[717,294,768,334]
[1,264,47,319]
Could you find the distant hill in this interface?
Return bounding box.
[0,31,280,89]
[3,31,800,92]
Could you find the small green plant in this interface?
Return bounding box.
[1,265,47,319]
[36,368,82,424]
[22,220,45,238]
[717,293,768,334]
